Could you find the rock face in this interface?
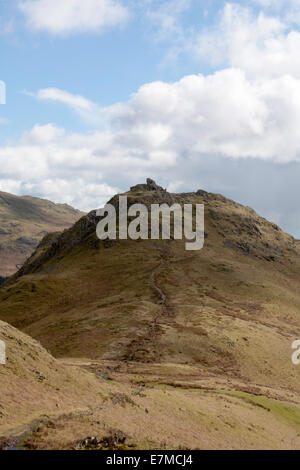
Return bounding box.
[0,191,84,277]
[130,178,166,193]
[11,211,99,279]
[128,178,175,205]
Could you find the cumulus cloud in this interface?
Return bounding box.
[18,0,129,35]
[3,1,300,236]
[107,70,300,162]
[192,3,300,79]
[21,123,66,144]
[20,179,120,210]
[3,67,300,213]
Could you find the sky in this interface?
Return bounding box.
[1,0,300,237]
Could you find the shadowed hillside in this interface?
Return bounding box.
[1,179,300,449]
[0,191,84,277]
[0,318,109,445]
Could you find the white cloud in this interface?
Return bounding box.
[21,179,119,210]
[192,4,298,78]
[35,88,94,112]
[188,3,300,81]
[146,2,300,78]
[21,123,65,144]
[3,1,300,234]
[107,69,300,162]
[4,68,300,211]
[19,0,129,35]
[167,180,183,192]
[26,88,103,123]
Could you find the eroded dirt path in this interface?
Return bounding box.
[150,258,167,306]
[121,242,175,363]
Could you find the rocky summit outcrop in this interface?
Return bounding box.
[130,178,166,193]
[0,191,84,277]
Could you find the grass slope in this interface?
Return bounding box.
[1,182,300,448]
[0,191,84,277]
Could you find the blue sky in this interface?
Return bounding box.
[0,0,216,137]
[2,0,300,237]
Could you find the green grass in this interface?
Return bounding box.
[223,390,300,427]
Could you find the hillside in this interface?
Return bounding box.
[1,179,300,449]
[0,318,106,444]
[0,191,84,277]
[3,315,300,451]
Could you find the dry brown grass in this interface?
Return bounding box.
[0,191,83,277]
[1,186,300,448]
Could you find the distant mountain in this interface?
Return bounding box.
[0,191,84,277]
[1,179,300,449]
